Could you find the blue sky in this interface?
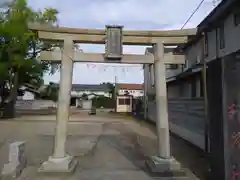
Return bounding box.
[25,0,220,85]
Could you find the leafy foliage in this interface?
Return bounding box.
[0,0,59,92]
[101,82,115,98]
[92,96,113,108]
[0,0,59,115]
[39,82,59,102]
[81,93,88,100]
[100,82,116,108]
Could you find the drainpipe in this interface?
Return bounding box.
[202,32,209,154]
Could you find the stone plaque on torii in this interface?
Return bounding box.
[28,23,196,177]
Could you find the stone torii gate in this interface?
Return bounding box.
[28,23,196,175]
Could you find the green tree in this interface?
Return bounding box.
[81,93,88,100]
[102,82,115,99]
[101,82,116,108]
[40,82,58,101]
[0,0,59,117]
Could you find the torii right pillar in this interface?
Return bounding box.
[146,42,184,176]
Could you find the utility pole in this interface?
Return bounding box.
[114,75,117,98]
[202,32,209,154]
[114,76,117,112]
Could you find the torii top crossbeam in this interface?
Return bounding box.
[28,23,197,45]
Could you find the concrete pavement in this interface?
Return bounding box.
[0,114,207,180]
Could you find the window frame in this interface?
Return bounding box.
[203,33,209,57]
[118,98,125,105]
[125,98,130,105]
[118,97,131,105]
[234,11,240,26]
[218,24,225,49]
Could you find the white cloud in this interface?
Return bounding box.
[27,0,219,84]
[28,0,217,29]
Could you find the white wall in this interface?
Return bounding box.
[82,100,92,110]
[21,91,35,100]
[196,77,201,97]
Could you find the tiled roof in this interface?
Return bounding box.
[117,83,143,90]
[51,83,143,91]
[52,84,110,92]
[71,84,110,92]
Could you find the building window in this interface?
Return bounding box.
[170,64,179,69]
[118,98,130,105]
[191,78,197,98]
[218,25,225,49]
[184,58,188,68]
[119,98,125,105]
[203,33,208,56]
[150,64,155,87]
[234,11,240,26]
[166,64,179,69]
[165,64,170,69]
[125,98,130,105]
[200,76,204,97]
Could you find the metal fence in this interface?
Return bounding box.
[147,98,205,149]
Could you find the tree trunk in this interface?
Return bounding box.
[0,81,5,106]
[2,72,18,119]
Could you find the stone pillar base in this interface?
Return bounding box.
[38,155,78,174]
[145,156,187,177]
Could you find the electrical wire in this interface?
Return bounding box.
[181,0,205,29]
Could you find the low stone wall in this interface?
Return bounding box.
[16,108,57,115]
[15,100,57,115]
[16,100,57,109]
[147,98,205,150]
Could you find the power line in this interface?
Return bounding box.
[181,0,205,29]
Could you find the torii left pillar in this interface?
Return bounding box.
[39,38,77,173]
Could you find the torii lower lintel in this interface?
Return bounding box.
[39,51,185,64]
